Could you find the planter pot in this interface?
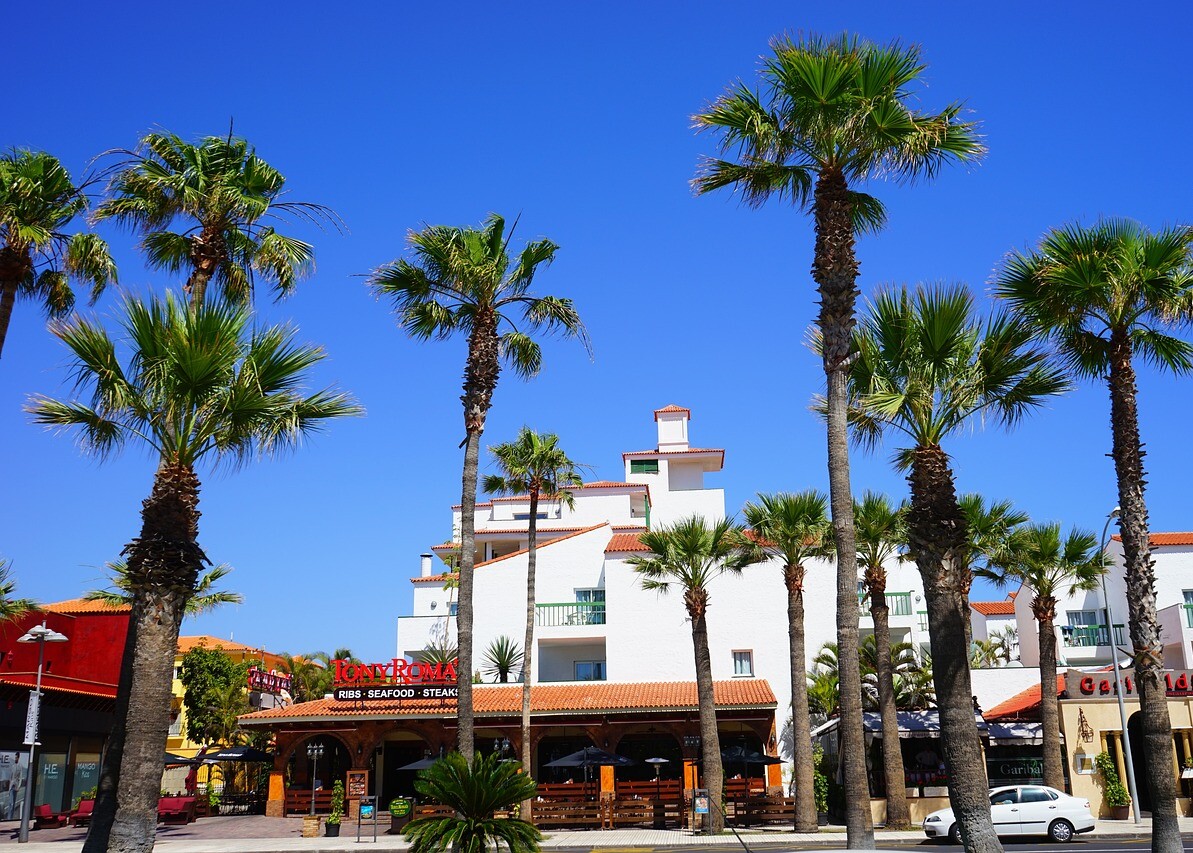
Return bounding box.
[1110,805,1130,820]
[301,815,322,838]
[817,811,828,826]
[325,822,341,837]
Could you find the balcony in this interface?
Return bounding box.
[917,611,929,632]
[858,591,913,616]
[536,602,606,627]
[1060,624,1126,648]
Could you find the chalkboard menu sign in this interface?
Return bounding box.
[346,770,369,799]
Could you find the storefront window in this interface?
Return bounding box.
[72,753,101,805]
[0,752,29,822]
[36,752,68,811]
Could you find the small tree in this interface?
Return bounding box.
[178,647,249,747]
[481,636,523,683]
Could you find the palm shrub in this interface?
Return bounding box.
[842,284,1067,853]
[694,36,983,849]
[0,149,116,359]
[405,752,541,853]
[29,293,358,853]
[996,219,1193,850]
[95,131,335,308]
[0,561,36,622]
[370,214,588,759]
[481,636,523,683]
[741,491,833,832]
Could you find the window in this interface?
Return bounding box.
[1019,787,1055,803]
[732,650,754,677]
[574,589,605,624]
[630,459,659,474]
[1066,610,1103,626]
[575,589,605,603]
[990,789,1019,806]
[513,512,548,521]
[449,603,458,616]
[574,661,606,681]
[1184,590,1193,604]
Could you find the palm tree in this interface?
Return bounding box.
[806,670,841,719]
[86,561,243,615]
[277,654,327,704]
[421,641,459,668]
[968,639,1010,668]
[995,220,1193,851]
[984,523,1105,789]
[741,491,833,833]
[481,636,523,683]
[813,637,923,710]
[0,149,115,358]
[483,428,583,812]
[369,214,589,759]
[628,515,753,833]
[853,491,911,828]
[693,36,984,847]
[843,284,1067,853]
[29,293,358,853]
[404,752,541,853]
[0,560,36,622]
[95,131,335,308]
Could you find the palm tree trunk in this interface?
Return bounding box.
[1036,613,1064,790]
[908,445,1001,853]
[689,600,724,833]
[786,565,818,832]
[0,278,17,359]
[872,598,911,828]
[108,463,206,853]
[456,427,480,761]
[184,229,224,309]
[83,619,137,853]
[519,489,539,820]
[1107,331,1180,852]
[812,166,873,847]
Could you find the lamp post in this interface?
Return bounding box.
[1099,508,1141,825]
[307,741,324,816]
[17,622,69,844]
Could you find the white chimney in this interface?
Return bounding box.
[654,405,691,452]
[420,554,434,577]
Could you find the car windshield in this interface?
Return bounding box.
[989,789,1018,805]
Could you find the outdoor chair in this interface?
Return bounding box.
[70,799,95,827]
[33,803,68,829]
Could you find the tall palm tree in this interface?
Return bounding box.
[996,220,1193,851]
[843,284,1067,853]
[741,491,833,833]
[95,131,335,308]
[813,638,923,709]
[369,214,589,759]
[693,35,984,847]
[0,560,36,622]
[481,636,523,683]
[853,491,911,828]
[29,293,357,853]
[984,524,1105,789]
[628,515,754,833]
[483,427,583,812]
[277,654,328,704]
[0,149,115,358]
[86,561,243,615]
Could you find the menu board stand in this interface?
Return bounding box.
[355,795,377,843]
[345,770,369,821]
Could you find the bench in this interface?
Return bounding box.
[70,799,95,827]
[530,800,603,829]
[158,796,198,824]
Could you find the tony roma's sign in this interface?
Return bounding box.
[332,658,459,702]
[1065,669,1193,699]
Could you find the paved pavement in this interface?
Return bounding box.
[3,815,1190,852]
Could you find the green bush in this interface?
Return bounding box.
[1094,751,1130,808]
[327,780,345,826]
[812,745,830,814]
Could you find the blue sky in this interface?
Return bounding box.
[3,2,1192,661]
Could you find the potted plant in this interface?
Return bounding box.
[207,788,221,817]
[326,781,344,837]
[813,745,830,826]
[1094,752,1131,819]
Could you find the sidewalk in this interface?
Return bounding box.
[5,814,1190,852]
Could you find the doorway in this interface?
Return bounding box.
[1126,712,1150,812]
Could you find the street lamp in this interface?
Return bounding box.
[1099,508,1141,825]
[307,741,324,816]
[17,622,69,844]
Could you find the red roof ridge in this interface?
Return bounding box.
[622,448,724,457]
[42,598,131,614]
[475,524,609,568]
[1110,532,1193,546]
[971,601,1016,616]
[605,531,650,554]
[654,404,691,420]
[984,674,1064,721]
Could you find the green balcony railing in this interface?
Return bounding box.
[917,611,929,632]
[1185,603,1193,629]
[1060,624,1126,648]
[859,591,913,616]
[536,602,606,627]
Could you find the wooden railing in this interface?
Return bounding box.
[283,789,333,815]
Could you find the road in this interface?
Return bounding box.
[556,841,1189,853]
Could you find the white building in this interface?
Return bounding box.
[1015,532,1193,670]
[395,405,935,753]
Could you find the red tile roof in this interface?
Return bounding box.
[654,405,691,420]
[983,675,1064,721]
[622,448,724,458]
[1110,532,1193,546]
[488,483,646,503]
[240,679,776,723]
[176,636,293,670]
[0,672,119,699]
[451,501,494,511]
[971,601,1017,616]
[605,532,649,554]
[42,598,131,614]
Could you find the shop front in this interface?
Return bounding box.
[1060,669,1193,817]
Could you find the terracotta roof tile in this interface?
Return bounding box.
[240,679,776,723]
[971,601,1017,616]
[983,675,1064,721]
[42,598,131,614]
[622,448,724,458]
[605,532,649,554]
[176,636,294,670]
[1110,532,1193,546]
[653,405,692,420]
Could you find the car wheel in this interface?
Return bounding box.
[1048,819,1074,842]
[948,823,963,844]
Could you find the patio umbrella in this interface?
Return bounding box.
[397,755,440,771]
[201,746,273,763]
[720,746,780,795]
[543,746,635,769]
[164,752,197,766]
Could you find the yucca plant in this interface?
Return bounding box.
[481,635,523,683]
[405,751,541,853]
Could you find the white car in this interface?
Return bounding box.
[923,785,1095,843]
